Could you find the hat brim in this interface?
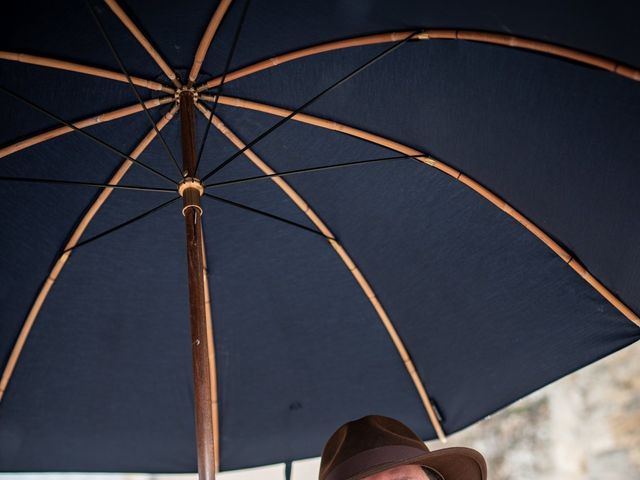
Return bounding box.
[346,446,487,480]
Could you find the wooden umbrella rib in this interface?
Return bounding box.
[104,0,181,88]
[197,32,413,91]
[199,226,221,471]
[0,96,174,159]
[208,95,640,330]
[0,51,174,93]
[189,0,234,85]
[194,0,250,176]
[420,30,640,81]
[197,29,639,91]
[200,30,417,183]
[195,102,447,442]
[0,104,179,402]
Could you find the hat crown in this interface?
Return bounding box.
[319,415,430,480]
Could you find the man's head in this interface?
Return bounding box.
[318,415,487,480]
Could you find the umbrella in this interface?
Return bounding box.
[1,0,639,477]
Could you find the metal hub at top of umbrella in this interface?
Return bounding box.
[0,1,639,478]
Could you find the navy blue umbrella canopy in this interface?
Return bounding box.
[0,0,639,474]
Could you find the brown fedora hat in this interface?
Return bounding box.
[319,415,487,480]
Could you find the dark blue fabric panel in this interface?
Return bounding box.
[2,0,169,81]
[0,204,195,472]
[2,90,638,472]
[0,112,162,367]
[0,62,159,143]
[207,0,640,75]
[0,114,189,472]
[203,194,428,470]
[203,110,436,470]
[220,40,640,316]
[212,107,640,459]
[119,0,218,76]
[4,1,638,87]
[0,125,432,471]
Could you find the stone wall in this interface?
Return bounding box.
[440,341,640,480]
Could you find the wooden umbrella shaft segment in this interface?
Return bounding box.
[184,208,215,479]
[180,92,216,479]
[200,227,221,471]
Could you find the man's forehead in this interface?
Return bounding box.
[361,464,429,480]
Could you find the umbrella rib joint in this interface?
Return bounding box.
[178,177,204,217]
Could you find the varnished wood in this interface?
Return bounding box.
[180,92,216,479]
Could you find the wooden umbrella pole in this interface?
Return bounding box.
[179,90,216,479]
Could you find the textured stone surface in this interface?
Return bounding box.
[438,340,640,480]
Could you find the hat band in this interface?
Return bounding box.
[326,445,428,480]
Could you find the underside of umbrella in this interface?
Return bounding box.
[0,0,639,477]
